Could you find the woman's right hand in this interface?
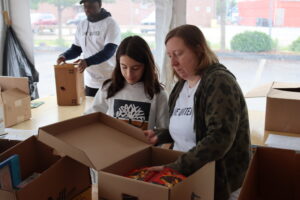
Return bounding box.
[143,130,158,145]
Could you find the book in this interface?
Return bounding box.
[0,154,21,189]
[0,165,13,190]
[125,167,186,188]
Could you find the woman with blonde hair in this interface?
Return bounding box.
[145,24,251,200]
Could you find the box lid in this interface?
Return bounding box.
[245,82,273,98]
[38,112,150,171]
[0,76,29,95]
[245,82,300,99]
[54,63,78,69]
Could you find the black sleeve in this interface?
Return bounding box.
[85,43,118,66]
[61,44,82,60]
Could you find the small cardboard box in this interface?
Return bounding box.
[0,76,31,127]
[246,82,300,133]
[0,136,91,200]
[238,147,300,200]
[54,63,85,106]
[38,112,215,200]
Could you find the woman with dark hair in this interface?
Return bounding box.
[86,35,169,130]
[144,25,251,200]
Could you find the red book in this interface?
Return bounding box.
[125,167,186,188]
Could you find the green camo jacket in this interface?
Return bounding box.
[156,63,251,200]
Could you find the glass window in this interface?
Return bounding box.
[30,0,155,97]
[187,0,300,110]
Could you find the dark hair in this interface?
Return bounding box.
[165,24,219,77]
[80,0,102,4]
[103,36,162,99]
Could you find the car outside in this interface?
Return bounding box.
[66,13,86,25]
[140,12,155,34]
[31,13,57,33]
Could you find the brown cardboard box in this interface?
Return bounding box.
[238,147,300,200]
[0,136,91,200]
[54,63,85,106]
[246,82,300,133]
[38,112,215,200]
[0,76,31,127]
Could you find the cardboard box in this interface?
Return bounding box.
[238,147,300,200]
[0,76,31,127]
[38,112,215,200]
[0,136,91,200]
[54,63,85,106]
[246,82,300,133]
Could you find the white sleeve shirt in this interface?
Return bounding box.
[74,17,121,88]
[85,82,169,130]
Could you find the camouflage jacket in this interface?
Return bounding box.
[156,63,251,200]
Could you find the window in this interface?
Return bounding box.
[187,0,300,110]
[30,0,155,97]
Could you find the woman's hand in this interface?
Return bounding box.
[143,130,158,145]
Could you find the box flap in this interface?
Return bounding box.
[268,87,300,100]
[245,82,273,98]
[38,112,150,171]
[272,82,300,89]
[54,63,78,69]
[0,76,29,95]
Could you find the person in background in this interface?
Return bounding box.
[85,35,169,130]
[144,24,251,200]
[56,0,120,97]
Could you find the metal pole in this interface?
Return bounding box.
[268,0,274,36]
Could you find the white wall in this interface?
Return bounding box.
[9,0,34,64]
[0,1,5,74]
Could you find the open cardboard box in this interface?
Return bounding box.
[54,63,85,106]
[0,136,91,200]
[238,146,300,200]
[38,112,215,200]
[246,82,300,134]
[0,76,31,127]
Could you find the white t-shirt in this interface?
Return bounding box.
[75,17,121,88]
[85,82,169,130]
[169,80,200,152]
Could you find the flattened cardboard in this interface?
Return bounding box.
[54,63,85,106]
[38,112,215,200]
[0,77,29,95]
[1,88,31,127]
[0,136,91,200]
[38,112,149,170]
[0,77,31,127]
[246,82,300,133]
[239,147,300,200]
